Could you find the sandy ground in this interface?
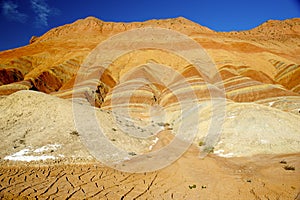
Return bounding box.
[0,147,299,199]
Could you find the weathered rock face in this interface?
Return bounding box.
[0,16,299,112]
[0,68,24,85]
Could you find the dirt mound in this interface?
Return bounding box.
[1,90,299,163]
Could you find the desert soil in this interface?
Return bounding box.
[0,90,300,199]
[0,146,299,200]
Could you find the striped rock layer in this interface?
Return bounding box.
[0,17,299,115]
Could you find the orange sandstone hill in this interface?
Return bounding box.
[0,17,299,109]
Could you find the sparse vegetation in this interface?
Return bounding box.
[157,122,165,126]
[19,139,25,144]
[112,128,117,131]
[70,131,79,136]
[128,152,136,156]
[204,146,214,153]
[279,160,287,164]
[198,141,205,146]
[283,165,295,171]
[188,184,196,189]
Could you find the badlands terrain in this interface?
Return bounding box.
[0,16,300,199]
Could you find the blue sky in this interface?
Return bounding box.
[0,0,300,51]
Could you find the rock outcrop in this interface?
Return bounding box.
[0,17,299,106]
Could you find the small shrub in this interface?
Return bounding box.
[19,139,25,144]
[283,165,295,171]
[128,152,136,156]
[279,160,287,164]
[70,131,79,136]
[189,184,196,189]
[198,141,205,146]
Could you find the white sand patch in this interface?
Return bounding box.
[260,139,269,144]
[33,144,61,153]
[214,149,235,158]
[4,144,62,162]
[149,137,159,150]
[4,154,56,162]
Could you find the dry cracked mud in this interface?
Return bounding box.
[0,147,299,200]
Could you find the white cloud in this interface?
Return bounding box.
[30,0,51,27]
[2,1,28,23]
[30,0,59,28]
